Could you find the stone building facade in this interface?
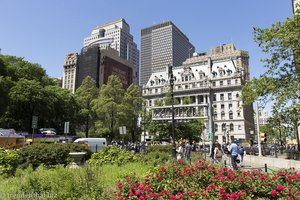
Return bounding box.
[142,44,255,143]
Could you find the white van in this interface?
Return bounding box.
[74,138,107,152]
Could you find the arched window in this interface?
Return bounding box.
[222,123,226,131]
[230,123,234,131]
[229,111,233,119]
[221,111,225,120]
[215,124,218,132]
[214,111,217,120]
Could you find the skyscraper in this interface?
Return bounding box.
[84,19,139,83]
[140,21,195,85]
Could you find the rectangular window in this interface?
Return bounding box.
[228,93,232,100]
[220,94,224,101]
[220,81,223,86]
[213,94,216,101]
[213,81,216,86]
[229,103,232,109]
[227,80,231,85]
[221,104,224,110]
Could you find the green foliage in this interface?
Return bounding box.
[183,96,191,104]
[0,165,106,200]
[18,143,92,169]
[242,15,300,116]
[93,75,125,140]
[89,146,140,166]
[154,99,163,106]
[0,54,79,132]
[75,76,98,137]
[118,84,144,142]
[0,148,19,177]
[117,161,300,199]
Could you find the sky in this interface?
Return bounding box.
[0,0,294,80]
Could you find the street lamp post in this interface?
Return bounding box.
[168,64,176,159]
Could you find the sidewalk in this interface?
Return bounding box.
[243,154,300,170]
[202,153,300,172]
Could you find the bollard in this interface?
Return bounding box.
[224,159,227,167]
[265,163,267,172]
[96,144,98,152]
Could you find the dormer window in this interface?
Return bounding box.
[227,69,232,76]
[219,70,225,77]
[150,80,154,86]
[212,71,217,78]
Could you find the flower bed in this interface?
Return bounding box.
[116,160,300,199]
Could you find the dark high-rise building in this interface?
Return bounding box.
[74,46,134,91]
[140,21,195,85]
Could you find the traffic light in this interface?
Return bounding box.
[260,132,267,143]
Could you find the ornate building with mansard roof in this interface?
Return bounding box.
[142,44,255,144]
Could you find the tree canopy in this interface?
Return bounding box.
[242,15,300,112]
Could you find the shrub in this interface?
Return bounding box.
[116,160,300,199]
[18,143,92,169]
[89,146,140,166]
[0,165,106,200]
[0,148,19,177]
[147,144,173,153]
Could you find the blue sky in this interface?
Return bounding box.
[0,0,293,79]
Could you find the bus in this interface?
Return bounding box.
[0,129,25,149]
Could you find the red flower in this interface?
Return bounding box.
[170,194,176,200]
[230,192,237,199]
[201,191,206,196]
[163,190,168,195]
[272,176,277,180]
[277,185,284,192]
[271,190,277,196]
[260,175,266,180]
[118,182,123,190]
[119,197,123,200]
[130,186,135,191]
[140,195,146,200]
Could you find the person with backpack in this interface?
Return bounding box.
[238,145,245,167]
[229,140,239,170]
[214,143,224,164]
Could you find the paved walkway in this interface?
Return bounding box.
[202,153,300,172]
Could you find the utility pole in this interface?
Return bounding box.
[256,102,262,156]
[168,64,176,160]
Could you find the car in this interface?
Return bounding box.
[245,144,271,156]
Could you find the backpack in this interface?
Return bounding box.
[238,147,245,155]
[216,148,223,158]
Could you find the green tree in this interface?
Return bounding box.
[165,89,179,106]
[93,75,124,140]
[242,15,300,110]
[75,76,98,138]
[119,84,144,142]
[7,79,46,132]
[154,99,163,106]
[183,96,191,105]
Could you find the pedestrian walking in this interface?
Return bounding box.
[229,140,238,170]
[185,141,192,163]
[238,145,245,167]
[214,143,224,164]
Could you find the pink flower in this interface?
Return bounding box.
[138,185,143,190]
[135,190,141,196]
[129,192,134,197]
[170,194,176,200]
[118,182,123,190]
[272,176,277,180]
[130,186,134,191]
[231,193,237,199]
[140,195,146,200]
[277,185,284,192]
[271,190,277,196]
[119,197,123,200]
